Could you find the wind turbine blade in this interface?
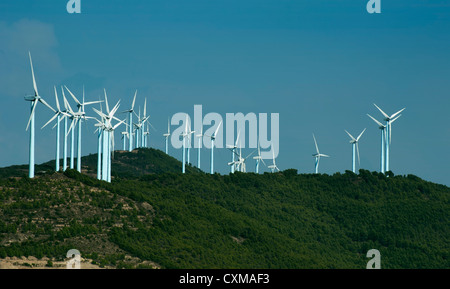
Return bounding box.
[389,122,392,144]
[39,97,56,113]
[41,113,58,129]
[367,114,384,127]
[83,100,103,106]
[357,128,366,141]
[313,134,320,154]
[167,117,171,134]
[391,114,401,124]
[390,108,406,119]
[131,90,137,110]
[104,89,110,114]
[93,107,108,119]
[214,120,222,137]
[62,87,74,114]
[356,143,361,166]
[235,130,240,147]
[147,121,157,132]
[67,118,76,137]
[113,119,126,130]
[54,86,60,112]
[26,101,38,131]
[373,103,389,119]
[65,85,81,106]
[143,98,147,118]
[245,149,257,160]
[345,130,356,141]
[184,115,189,134]
[28,52,38,96]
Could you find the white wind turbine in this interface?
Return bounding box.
[93,90,123,182]
[163,118,171,155]
[226,130,240,173]
[94,101,105,180]
[373,104,405,173]
[24,52,56,178]
[367,114,386,173]
[181,115,194,174]
[60,87,70,171]
[41,86,70,172]
[204,121,222,174]
[122,90,137,151]
[133,105,152,149]
[65,85,101,172]
[252,140,266,174]
[62,90,77,170]
[186,117,194,166]
[233,145,256,173]
[344,128,366,173]
[267,146,280,173]
[312,134,329,174]
[195,126,204,169]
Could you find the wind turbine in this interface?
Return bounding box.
[367,114,386,173]
[61,87,70,171]
[204,121,222,174]
[62,89,78,170]
[186,117,194,166]
[344,128,366,173]
[65,85,101,172]
[226,130,240,173]
[123,90,137,151]
[267,146,280,173]
[41,86,69,172]
[373,104,405,172]
[195,126,204,169]
[312,134,329,174]
[234,145,256,173]
[24,52,56,178]
[181,115,194,174]
[163,118,171,155]
[252,140,266,174]
[93,90,122,182]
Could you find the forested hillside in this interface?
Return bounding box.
[0,148,448,269]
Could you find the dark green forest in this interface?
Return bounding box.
[0,148,448,268]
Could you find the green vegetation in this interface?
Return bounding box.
[0,148,448,268]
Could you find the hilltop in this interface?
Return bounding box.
[0,148,448,269]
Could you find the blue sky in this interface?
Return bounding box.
[0,0,449,186]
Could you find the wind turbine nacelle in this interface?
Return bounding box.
[24,96,36,101]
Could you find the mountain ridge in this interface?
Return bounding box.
[0,148,448,269]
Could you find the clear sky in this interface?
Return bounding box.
[1,0,449,186]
